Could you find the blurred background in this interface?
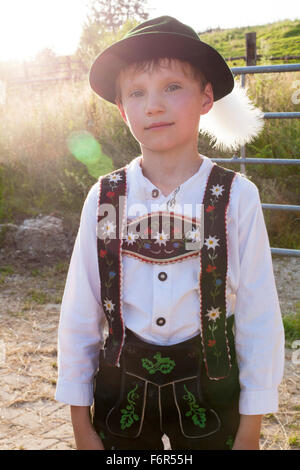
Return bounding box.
[0,0,299,250]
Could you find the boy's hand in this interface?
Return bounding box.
[232,436,260,450]
[75,426,105,450]
[232,414,262,450]
[70,405,105,450]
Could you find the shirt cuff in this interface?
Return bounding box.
[55,379,94,406]
[239,389,279,415]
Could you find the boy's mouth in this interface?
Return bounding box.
[145,122,175,130]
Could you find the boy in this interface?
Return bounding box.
[55,16,285,450]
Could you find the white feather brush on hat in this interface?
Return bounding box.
[199,80,265,152]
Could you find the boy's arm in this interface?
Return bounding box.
[70,406,104,450]
[55,184,105,420]
[232,178,285,444]
[232,415,262,450]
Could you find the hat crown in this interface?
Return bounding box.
[125,16,200,41]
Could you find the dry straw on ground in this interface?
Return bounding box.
[0,257,299,450]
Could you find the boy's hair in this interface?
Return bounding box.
[115,57,209,105]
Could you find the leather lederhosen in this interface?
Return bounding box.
[92,317,240,450]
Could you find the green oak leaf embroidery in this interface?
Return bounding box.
[183,384,206,428]
[120,384,140,430]
[226,435,234,449]
[141,352,175,374]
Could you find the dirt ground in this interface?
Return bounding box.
[0,255,299,450]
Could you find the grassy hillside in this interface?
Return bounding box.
[198,19,300,65]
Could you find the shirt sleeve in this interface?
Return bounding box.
[55,183,106,406]
[233,178,285,415]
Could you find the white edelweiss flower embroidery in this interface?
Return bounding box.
[125,231,139,245]
[206,306,221,322]
[102,220,116,237]
[186,227,201,243]
[210,184,224,198]
[104,298,115,313]
[109,173,122,183]
[153,230,169,246]
[204,235,220,250]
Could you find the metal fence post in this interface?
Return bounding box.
[246,32,257,66]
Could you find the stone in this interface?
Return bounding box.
[0,215,71,262]
[14,215,69,259]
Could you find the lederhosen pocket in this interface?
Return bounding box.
[104,329,221,439]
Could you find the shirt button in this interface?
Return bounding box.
[158,272,167,281]
[152,189,159,198]
[156,317,166,326]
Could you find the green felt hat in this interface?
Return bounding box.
[89,16,234,104]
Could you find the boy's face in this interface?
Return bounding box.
[116,58,213,154]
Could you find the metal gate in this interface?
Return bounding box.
[211,63,300,257]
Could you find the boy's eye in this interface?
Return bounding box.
[130,90,143,97]
[166,84,181,92]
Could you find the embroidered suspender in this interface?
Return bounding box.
[199,165,236,379]
[96,163,237,377]
[97,167,127,367]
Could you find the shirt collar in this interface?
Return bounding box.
[126,154,214,203]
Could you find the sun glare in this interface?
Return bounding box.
[0,0,85,62]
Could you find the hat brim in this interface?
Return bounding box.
[89,33,234,104]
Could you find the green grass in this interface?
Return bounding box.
[0,265,14,275]
[25,289,51,305]
[0,265,15,284]
[288,434,300,447]
[283,302,300,348]
[30,269,41,277]
[199,19,300,65]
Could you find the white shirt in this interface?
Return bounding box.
[55,155,285,415]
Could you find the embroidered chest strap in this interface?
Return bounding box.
[199,164,237,380]
[97,167,127,366]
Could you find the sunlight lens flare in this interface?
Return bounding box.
[66,130,113,178]
[67,130,102,164]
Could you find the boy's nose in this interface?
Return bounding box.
[145,95,165,115]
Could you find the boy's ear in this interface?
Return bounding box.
[200,82,214,116]
[116,100,128,125]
